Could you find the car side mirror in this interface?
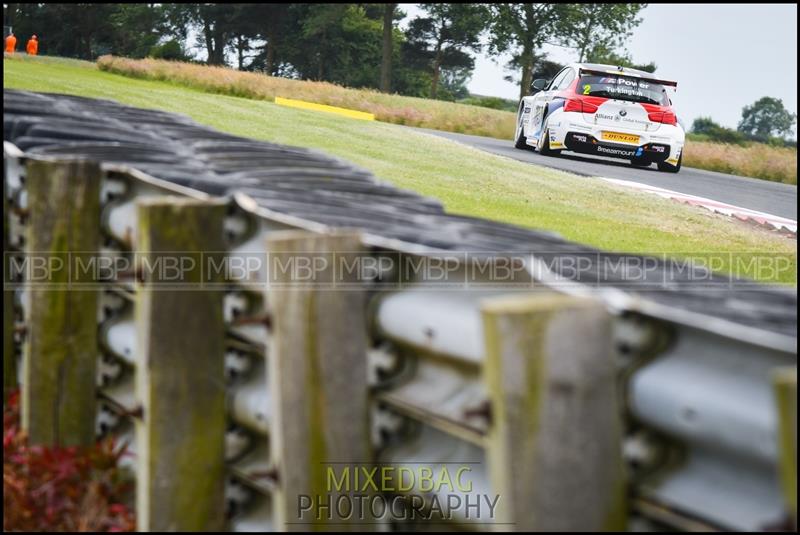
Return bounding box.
[530,78,548,93]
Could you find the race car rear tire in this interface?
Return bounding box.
[514,113,529,150]
[538,129,560,157]
[657,154,682,173]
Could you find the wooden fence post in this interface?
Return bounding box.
[23,159,101,446]
[773,367,797,523]
[135,197,227,531]
[266,230,373,531]
[481,293,626,531]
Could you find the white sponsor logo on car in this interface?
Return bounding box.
[597,145,635,156]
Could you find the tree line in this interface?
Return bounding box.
[3,3,651,101]
[692,97,797,146]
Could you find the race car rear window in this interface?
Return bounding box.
[577,75,669,105]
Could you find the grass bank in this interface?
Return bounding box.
[96,55,516,139]
[3,54,796,283]
[683,140,796,185]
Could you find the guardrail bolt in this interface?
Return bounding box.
[111,267,145,284]
[248,467,280,485]
[463,399,493,426]
[118,404,144,420]
[231,313,273,330]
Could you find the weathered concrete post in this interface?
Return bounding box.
[266,230,373,531]
[773,367,797,523]
[481,293,626,531]
[135,197,227,531]
[3,159,16,398]
[23,159,101,446]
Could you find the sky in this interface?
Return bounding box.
[401,3,798,133]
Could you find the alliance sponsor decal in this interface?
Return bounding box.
[595,111,649,127]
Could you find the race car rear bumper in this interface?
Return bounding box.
[564,132,671,163]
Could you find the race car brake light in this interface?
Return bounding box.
[564,98,599,114]
[648,111,677,125]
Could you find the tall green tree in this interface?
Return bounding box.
[380,3,398,92]
[259,4,292,75]
[164,4,237,65]
[557,4,646,63]
[406,3,486,99]
[487,4,566,100]
[293,4,349,81]
[108,4,167,59]
[529,53,563,81]
[738,97,797,141]
[238,4,293,75]
[279,4,383,87]
[227,5,262,69]
[584,43,656,73]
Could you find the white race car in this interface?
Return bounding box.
[514,63,685,173]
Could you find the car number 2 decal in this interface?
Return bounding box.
[583,84,591,95]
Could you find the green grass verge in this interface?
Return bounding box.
[96,55,515,138]
[3,54,796,283]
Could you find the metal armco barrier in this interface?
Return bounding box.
[3,89,797,532]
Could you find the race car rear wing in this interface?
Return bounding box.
[578,68,678,88]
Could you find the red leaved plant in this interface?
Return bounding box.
[3,390,135,532]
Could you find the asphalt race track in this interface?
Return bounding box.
[416,128,798,220]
